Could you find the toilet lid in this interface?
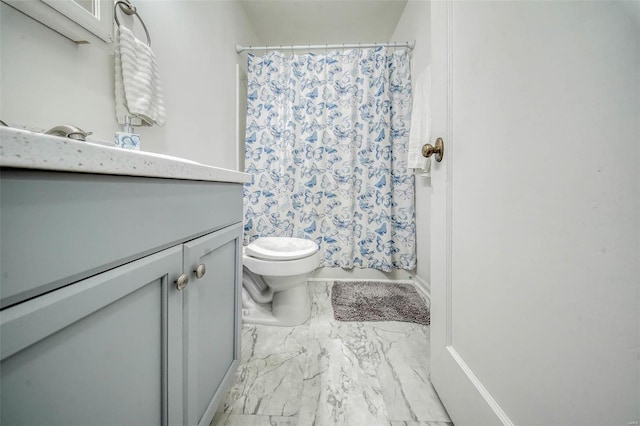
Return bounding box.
[245,237,319,261]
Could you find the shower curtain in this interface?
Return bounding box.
[243,47,416,272]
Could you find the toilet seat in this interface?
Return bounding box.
[245,237,318,261]
[243,249,321,281]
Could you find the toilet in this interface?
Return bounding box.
[242,237,320,326]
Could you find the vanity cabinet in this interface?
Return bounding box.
[0,168,244,426]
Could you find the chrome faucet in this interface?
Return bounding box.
[44,125,92,141]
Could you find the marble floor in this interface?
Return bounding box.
[211,281,452,426]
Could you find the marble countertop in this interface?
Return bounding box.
[0,127,251,184]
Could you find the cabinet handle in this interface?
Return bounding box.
[175,273,189,290]
[194,264,206,279]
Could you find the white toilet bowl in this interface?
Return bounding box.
[242,237,320,326]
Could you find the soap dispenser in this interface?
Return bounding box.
[115,115,141,150]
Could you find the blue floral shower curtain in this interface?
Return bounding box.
[243,47,416,271]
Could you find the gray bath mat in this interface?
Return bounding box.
[331,281,430,325]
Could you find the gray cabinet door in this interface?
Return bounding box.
[0,245,184,426]
[183,223,242,426]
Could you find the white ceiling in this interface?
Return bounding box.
[239,0,408,47]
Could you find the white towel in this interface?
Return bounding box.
[407,66,431,170]
[115,26,166,127]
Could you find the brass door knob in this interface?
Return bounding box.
[422,137,444,162]
[194,264,206,279]
[175,273,189,291]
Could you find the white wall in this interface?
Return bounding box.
[391,0,432,288]
[0,0,259,170]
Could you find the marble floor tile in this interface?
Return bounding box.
[367,322,449,422]
[307,281,333,320]
[219,325,309,417]
[211,413,298,426]
[299,338,389,426]
[307,282,373,341]
[217,280,452,426]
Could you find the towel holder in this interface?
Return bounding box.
[114,0,151,47]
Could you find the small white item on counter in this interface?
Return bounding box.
[115,132,140,150]
[115,115,140,150]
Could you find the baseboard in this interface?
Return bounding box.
[308,277,415,284]
[412,274,431,308]
[309,266,413,282]
[445,346,515,425]
[308,268,431,308]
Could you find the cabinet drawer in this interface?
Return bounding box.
[0,169,243,308]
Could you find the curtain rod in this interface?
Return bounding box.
[235,41,415,54]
